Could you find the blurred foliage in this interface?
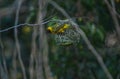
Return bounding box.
[0,0,120,79]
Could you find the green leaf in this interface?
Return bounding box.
[96,29,104,41]
[90,24,96,35]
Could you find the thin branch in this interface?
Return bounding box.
[104,0,120,40]
[0,23,9,79]
[110,0,115,12]
[0,20,50,33]
[14,0,27,79]
[110,0,120,19]
[108,0,120,18]
[29,20,38,79]
[36,0,45,79]
[11,49,17,79]
[37,0,54,79]
[49,0,71,19]
[0,62,8,79]
[0,36,9,79]
[49,1,113,79]
[0,41,9,79]
[0,24,38,33]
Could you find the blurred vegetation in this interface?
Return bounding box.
[0,0,120,79]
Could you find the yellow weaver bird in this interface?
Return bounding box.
[47,21,79,46]
[47,23,70,34]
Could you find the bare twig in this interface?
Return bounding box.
[109,0,120,21]
[0,21,50,33]
[110,0,120,20]
[36,0,45,79]
[0,22,9,79]
[0,23,38,33]
[49,0,71,19]
[110,0,115,12]
[0,36,9,79]
[0,41,9,79]
[0,62,8,79]
[14,0,27,79]
[104,0,120,40]
[29,19,38,79]
[11,49,17,79]
[49,1,113,79]
[37,0,53,79]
